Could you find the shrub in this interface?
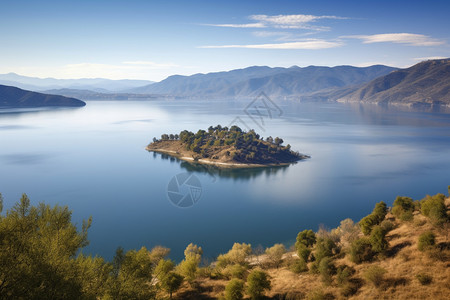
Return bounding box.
[418,231,436,251]
[296,244,311,262]
[350,238,374,264]
[160,272,183,299]
[336,265,355,286]
[363,266,386,288]
[359,214,378,236]
[306,289,332,300]
[416,273,432,285]
[331,218,360,249]
[265,243,286,268]
[392,196,414,221]
[380,220,395,232]
[290,258,308,274]
[223,264,247,280]
[370,225,388,253]
[246,269,271,300]
[295,230,316,248]
[314,238,338,263]
[318,257,336,286]
[372,201,388,223]
[224,278,245,300]
[421,194,448,226]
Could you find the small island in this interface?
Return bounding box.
[146,125,309,168]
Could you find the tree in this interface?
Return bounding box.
[246,269,271,300]
[161,134,169,140]
[421,194,448,226]
[350,238,374,264]
[224,278,245,300]
[372,201,387,223]
[177,243,203,284]
[359,213,378,235]
[274,137,283,146]
[392,196,414,221]
[266,136,273,144]
[318,257,336,286]
[370,225,388,253]
[265,243,286,268]
[161,272,183,299]
[314,238,338,263]
[296,229,316,248]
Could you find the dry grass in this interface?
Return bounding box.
[172,198,450,299]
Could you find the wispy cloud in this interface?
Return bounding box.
[204,23,265,28]
[413,56,448,61]
[205,14,347,31]
[344,33,445,46]
[200,39,342,50]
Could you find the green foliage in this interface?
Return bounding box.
[161,272,184,299]
[218,243,252,268]
[418,231,436,251]
[0,193,103,299]
[290,258,308,273]
[372,201,388,223]
[265,243,286,268]
[359,213,378,235]
[416,273,432,285]
[336,265,355,286]
[350,238,374,264]
[421,194,448,226]
[223,264,247,280]
[392,196,415,221]
[314,238,338,263]
[380,219,395,233]
[363,266,386,288]
[296,243,311,262]
[107,246,156,299]
[246,269,271,300]
[224,278,245,300]
[296,229,317,247]
[318,257,336,286]
[370,225,388,253]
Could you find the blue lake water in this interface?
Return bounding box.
[1,99,450,261]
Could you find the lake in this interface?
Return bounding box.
[1,99,450,261]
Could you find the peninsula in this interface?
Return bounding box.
[146,125,308,168]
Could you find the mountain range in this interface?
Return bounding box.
[0,73,154,93]
[0,85,85,108]
[128,65,397,99]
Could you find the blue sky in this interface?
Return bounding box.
[1,0,449,81]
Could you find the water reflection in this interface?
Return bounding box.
[151,152,292,181]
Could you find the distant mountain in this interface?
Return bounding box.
[43,88,159,100]
[128,65,397,98]
[337,59,450,105]
[0,85,86,108]
[0,73,154,93]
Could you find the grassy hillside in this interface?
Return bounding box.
[1,188,448,299]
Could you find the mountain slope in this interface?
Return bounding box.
[129,65,397,98]
[0,73,154,92]
[337,59,450,105]
[0,85,86,108]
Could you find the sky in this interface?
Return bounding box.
[1,0,449,81]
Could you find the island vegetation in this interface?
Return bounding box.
[147,125,308,168]
[0,186,449,299]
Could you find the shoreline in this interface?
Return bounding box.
[146,146,307,169]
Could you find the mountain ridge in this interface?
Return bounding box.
[0,84,86,108]
[337,59,450,105]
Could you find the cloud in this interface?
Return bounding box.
[413,56,448,61]
[205,14,347,31]
[205,23,265,28]
[344,33,445,46]
[200,39,342,50]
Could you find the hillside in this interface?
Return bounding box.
[147,125,307,168]
[0,84,85,108]
[337,59,450,106]
[130,65,396,99]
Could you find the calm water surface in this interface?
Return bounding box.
[1,99,450,261]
